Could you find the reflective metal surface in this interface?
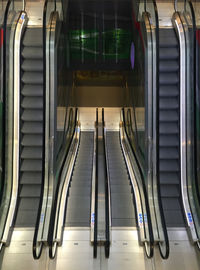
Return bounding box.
[0,11,27,247]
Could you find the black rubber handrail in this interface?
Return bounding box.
[152,0,170,259]
[122,108,154,258]
[102,108,110,258]
[48,108,78,259]
[93,108,98,258]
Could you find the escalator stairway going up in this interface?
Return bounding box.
[159,28,185,227]
[15,27,43,227]
[106,131,136,227]
[65,132,94,227]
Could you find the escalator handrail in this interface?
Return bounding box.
[0,0,12,220]
[93,108,98,258]
[48,108,78,259]
[122,109,154,258]
[102,108,110,258]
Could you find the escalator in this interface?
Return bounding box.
[65,132,94,227]
[105,131,136,227]
[16,27,43,227]
[158,28,185,227]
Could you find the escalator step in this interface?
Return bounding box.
[21,172,42,184]
[110,185,131,193]
[18,198,40,210]
[21,147,42,159]
[162,198,181,210]
[159,172,179,185]
[112,218,135,227]
[22,60,43,72]
[69,187,91,196]
[159,147,179,159]
[21,160,42,172]
[22,47,43,59]
[159,111,179,122]
[21,97,43,109]
[159,160,179,172]
[160,184,180,197]
[159,73,179,85]
[22,72,43,84]
[20,184,41,197]
[160,97,179,110]
[21,122,42,134]
[22,28,42,47]
[21,109,43,122]
[22,85,43,97]
[160,48,179,60]
[21,135,42,146]
[159,85,179,97]
[160,123,179,134]
[15,210,38,227]
[164,210,185,227]
[160,135,179,146]
[159,60,179,72]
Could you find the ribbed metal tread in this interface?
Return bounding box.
[15,27,43,227]
[65,132,94,227]
[159,28,185,227]
[106,131,136,227]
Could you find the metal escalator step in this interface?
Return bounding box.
[70,181,91,188]
[15,210,38,227]
[21,160,42,172]
[21,147,42,159]
[164,210,185,227]
[21,135,42,146]
[160,160,179,172]
[160,111,179,122]
[22,85,43,97]
[22,60,43,72]
[22,47,43,59]
[20,184,41,197]
[159,60,179,72]
[65,209,90,225]
[112,218,135,227]
[18,197,40,210]
[159,86,179,97]
[21,172,42,184]
[22,97,43,109]
[160,123,179,134]
[111,199,135,219]
[159,172,179,184]
[160,184,180,197]
[21,109,43,122]
[160,48,179,60]
[160,147,179,159]
[160,97,179,110]
[21,122,42,134]
[111,185,131,193]
[162,198,181,210]
[67,196,90,208]
[160,135,179,146]
[22,28,42,47]
[69,187,91,196]
[159,73,179,85]
[22,72,43,84]
[159,29,178,47]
